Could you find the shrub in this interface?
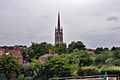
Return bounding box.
[101,66,120,76]
[77,66,100,76]
[0,72,7,80]
[24,77,33,80]
[112,59,120,66]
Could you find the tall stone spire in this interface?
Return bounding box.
[58,12,60,30]
[55,12,63,44]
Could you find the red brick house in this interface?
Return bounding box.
[0,48,23,64]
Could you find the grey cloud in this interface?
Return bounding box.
[42,15,50,18]
[84,32,120,48]
[1,0,120,48]
[108,26,120,31]
[90,13,103,17]
[106,16,119,21]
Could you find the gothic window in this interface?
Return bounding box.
[56,37,59,41]
[60,37,62,41]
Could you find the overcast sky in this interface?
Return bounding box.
[0,0,120,48]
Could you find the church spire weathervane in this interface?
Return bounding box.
[55,12,63,44]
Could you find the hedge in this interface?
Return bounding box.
[77,66,100,76]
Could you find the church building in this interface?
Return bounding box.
[55,13,63,44]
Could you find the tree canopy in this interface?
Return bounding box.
[0,54,21,78]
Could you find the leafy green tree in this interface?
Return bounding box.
[95,54,106,65]
[105,58,114,65]
[44,55,71,77]
[113,49,120,59]
[21,46,28,61]
[30,42,49,55]
[77,66,100,76]
[112,59,120,66]
[111,46,120,51]
[100,66,120,76]
[94,51,112,66]
[0,54,21,78]
[29,59,42,78]
[95,47,104,54]
[28,42,53,60]
[27,48,35,61]
[104,47,109,51]
[65,49,80,75]
[65,49,93,75]
[69,49,93,66]
[53,43,67,54]
[68,41,86,53]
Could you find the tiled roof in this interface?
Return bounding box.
[0,48,23,64]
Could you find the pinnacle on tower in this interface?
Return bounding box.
[58,12,60,30]
[55,12,63,44]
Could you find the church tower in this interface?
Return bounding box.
[55,12,63,44]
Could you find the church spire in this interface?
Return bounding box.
[55,12,63,45]
[58,12,60,30]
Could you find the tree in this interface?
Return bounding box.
[71,49,93,67]
[95,47,109,54]
[0,54,21,79]
[112,49,120,59]
[21,46,28,61]
[111,46,120,51]
[44,55,71,78]
[27,48,35,61]
[65,49,93,75]
[29,59,42,78]
[105,58,114,65]
[53,43,67,54]
[112,59,120,66]
[28,42,53,60]
[94,51,112,66]
[68,41,86,53]
[77,66,100,76]
[65,49,81,75]
[95,47,104,54]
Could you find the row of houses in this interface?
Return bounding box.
[0,47,57,64]
[0,47,23,64]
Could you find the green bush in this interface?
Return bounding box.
[101,70,120,76]
[112,59,120,66]
[24,77,33,80]
[0,72,7,80]
[77,66,100,76]
[101,66,120,76]
[10,78,18,80]
[18,74,25,80]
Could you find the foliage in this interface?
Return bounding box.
[68,41,86,53]
[53,43,67,54]
[27,48,35,61]
[22,47,28,61]
[0,54,21,78]
[95,47,109,54]
[29,59,42,78]
[18,74,25,80]
[44,55,71,77]
[100,66,120,76]
[0,72,7,80]
[69,49,93,67]
[112,59,120,66]
[112,49,120,59]
[105,58,114,65]
[24,77,33,80]
[27,42,53,61]
[2,41,120,79]
[94,51,112,66]
[77,66,100,76]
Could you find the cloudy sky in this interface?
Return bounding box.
[0,0,120,48]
